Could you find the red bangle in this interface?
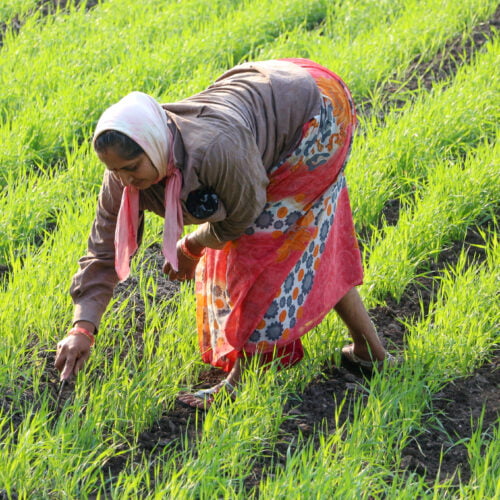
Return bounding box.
[180,237,205,261]
[68,327,95,347]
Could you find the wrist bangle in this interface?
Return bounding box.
[180,237,205,261]
[68,327,95,347]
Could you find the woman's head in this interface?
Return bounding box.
[92,91,173,189]
[94,131,160,190]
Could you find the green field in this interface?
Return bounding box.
[0,0,499,498]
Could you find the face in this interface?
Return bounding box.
[97,146,159,190]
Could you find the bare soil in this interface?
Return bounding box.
[358,4,500,119]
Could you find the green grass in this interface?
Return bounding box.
[0,0,499,497]
[0,0,39,25]
[348,36,499,231]
[363,136,499,302]
[0,0,327,183]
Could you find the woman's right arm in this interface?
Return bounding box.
[70,169,125,326]
[55,170,126,380]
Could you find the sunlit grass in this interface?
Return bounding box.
[0,0,498,497]
[462,414,500,499]
[0,0,39,25]
[363,137,499,302]
[406,234,499,379]
[349,36,499,230]
[254,0,497,100]
[0,0,326,184]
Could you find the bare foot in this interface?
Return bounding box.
[177,379,236,410]
[348,342,386,362]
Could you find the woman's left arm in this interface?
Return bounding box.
[164,128,268,280]
[193,129,269,247]
[163,233,210,281]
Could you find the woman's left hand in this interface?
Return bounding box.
[162,237,202,281]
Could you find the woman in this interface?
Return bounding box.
[55,58,393,409]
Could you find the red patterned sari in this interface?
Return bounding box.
[195,59,362,372]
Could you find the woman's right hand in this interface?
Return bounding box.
[55,325,94,381]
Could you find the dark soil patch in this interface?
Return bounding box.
[390,4,500,97]
[0,265,10,290]
[111,242,181,347]
[400,352,499,485]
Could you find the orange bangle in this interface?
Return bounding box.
[68,327,95,347]
[180,237,205,261]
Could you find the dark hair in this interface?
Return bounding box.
[94,130,144,160]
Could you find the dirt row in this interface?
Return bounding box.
[358,4,500,120]
[104,222,496,492]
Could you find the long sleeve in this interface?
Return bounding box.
[194,128,269,247]
[70,169,143,328]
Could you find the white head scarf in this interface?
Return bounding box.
[93,91,183,280]
[93,91,174,179]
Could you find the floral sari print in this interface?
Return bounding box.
[196,58,363,372]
